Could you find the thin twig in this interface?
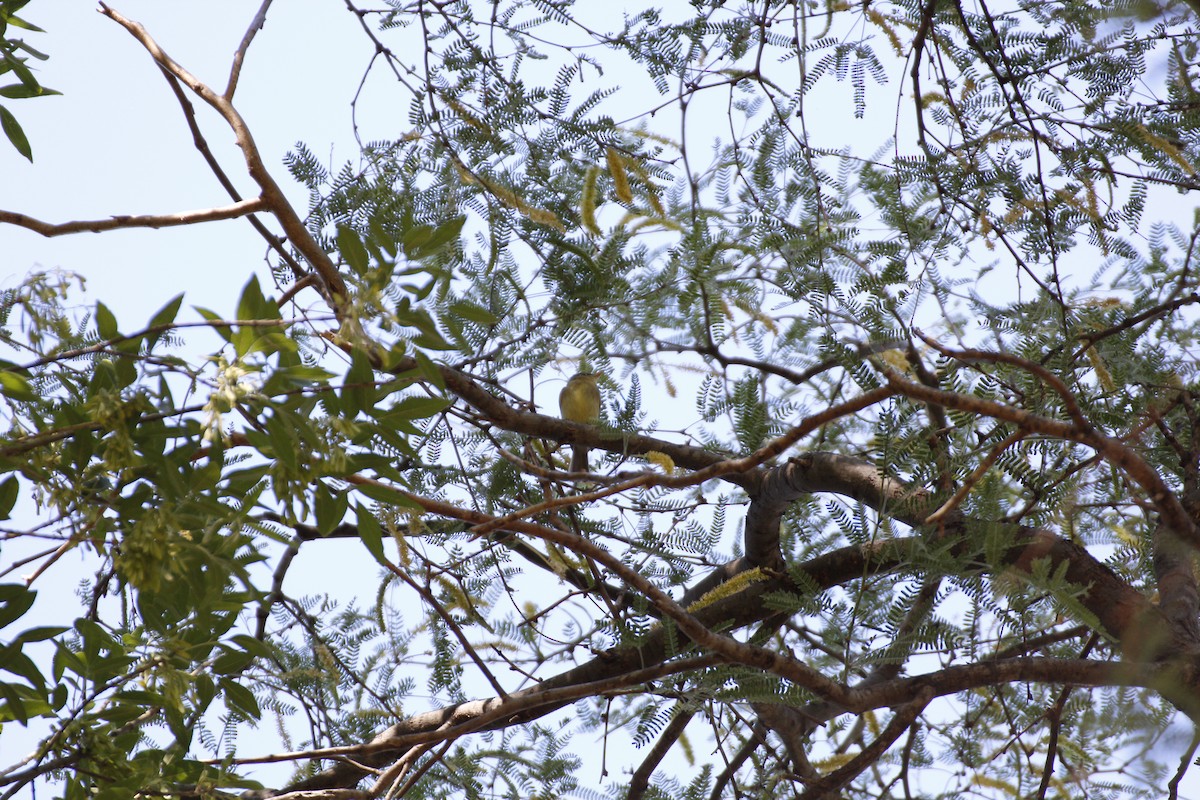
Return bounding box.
[926,428,1028,524]
[0,198,267,236]
[225,0,275,100]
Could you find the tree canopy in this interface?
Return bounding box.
[4,0,1200,798]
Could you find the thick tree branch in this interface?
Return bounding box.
[627,706,697,800]
[786,451,1175,655]
[260,537,907,793]
[257,460,1191,795]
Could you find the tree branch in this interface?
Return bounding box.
[0,198,268,236]
[225,0,274,101]
[98,4,349,310]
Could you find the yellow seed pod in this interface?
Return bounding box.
[606,147,633,203]
[581,165,602,235]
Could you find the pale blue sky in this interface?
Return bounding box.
[2,2,370,319]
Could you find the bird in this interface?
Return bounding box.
[558,371,602,473]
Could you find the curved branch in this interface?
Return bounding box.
[98,4,349,310]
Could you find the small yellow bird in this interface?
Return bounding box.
[558,372,602,472]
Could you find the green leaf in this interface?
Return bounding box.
[193,306,233,343]
[355,502,386,565]
[313,482,349,535]
[0,104,30,161]
[388,395,452,420]
[337,225,370,276]
[211,648,253,675]
[146,293,184,349]
[402,215,465,259]
[413,350,445,391]
[236,275,269,321]
[95,302,118,339]
[370,408,421,437]
[52,642,87,681]
[448,300,499,326]
[0,83,58,99]
[5,58,36,90]
[10,625,67,645]
[260,364,335,398]
[6,12,46,33]
[263,411,299,472]
[0,646,44,688]
[0,371,35,401]
[219,678,261,721]
[340,348,377,417]
[0,584,35,628]
[395,305,452,349]
[229,635,274,659]
[0,475,17,519]
[0,682,51,722]
[354,480,421,508]
[232,276,281,356]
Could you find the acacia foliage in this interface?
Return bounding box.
[3,1,1200,798]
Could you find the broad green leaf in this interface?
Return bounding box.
[0,683,51,722]
[354,479,421,508]
[260,364,335,398]
[0,83,58,98]
[340,347,377,417]
[0,371,35,401]
[0,584,35,628]
[193,305,233,343]
[0,644,44,687]
[355,502,386,565]
[229,635,274,659]
[235,275,270,321]
[219,677,261,721]
[0,103,29,160]
[388,395,452,420]
[6,12,46,33]
[10,625,67,645]
[412,350,445,390]
[95,302,118,339]
[448,300,499,326]
[263,412,298,472]
[402,215,465,259]
[146,293,184,349]
[313,482,349,535]
[0,475,17,519]
[211,647,253,675]
[337,225,370,276]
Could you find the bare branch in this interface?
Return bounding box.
[156,68,308,283]
[97,4,349,310]
[0,197,267,236]
[226,0,275,100]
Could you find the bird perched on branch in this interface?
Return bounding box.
[558,371,601,473]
